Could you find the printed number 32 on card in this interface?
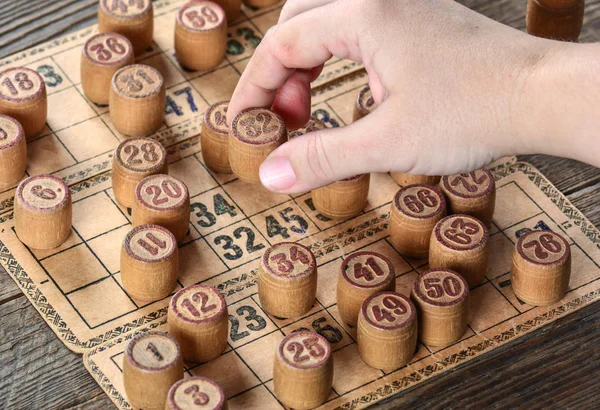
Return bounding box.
[213,226,265,261]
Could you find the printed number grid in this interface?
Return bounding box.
[0,0,361,217]
[0,1,287,193]
[12,77,376,334]
[0,0,368,346]
[8,77,600,350]
[14,10,264,179]
[80,161,600,409]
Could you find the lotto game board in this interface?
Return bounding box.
[1,1,600,409]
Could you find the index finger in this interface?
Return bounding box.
[227,4,360,124]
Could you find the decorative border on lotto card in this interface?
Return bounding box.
[0,207,389,351]
[333,288,600,410]
[77,161,600,410]
[84,289,600,410]
[84,319,167,410]
[0,161,595,347]
[0,237,169,350]
[0,192,387,352]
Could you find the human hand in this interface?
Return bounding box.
[227,0,569,193]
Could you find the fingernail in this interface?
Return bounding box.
[260,157,297,191]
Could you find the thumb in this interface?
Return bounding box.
[259,101,401,194]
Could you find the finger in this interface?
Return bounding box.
[227,4,360,124]
[271,69,313,130]
[310,64,324,81]
[270,64,325,129]
[259,100,404,193]
[278,0,337,23]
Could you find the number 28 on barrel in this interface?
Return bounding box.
[112,137,168,208]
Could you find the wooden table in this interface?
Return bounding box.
[0,1,598,408]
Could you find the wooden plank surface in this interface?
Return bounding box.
[374,297,600,409]
[1,1,599,409]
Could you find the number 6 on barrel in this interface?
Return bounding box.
[14,174,72,250]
